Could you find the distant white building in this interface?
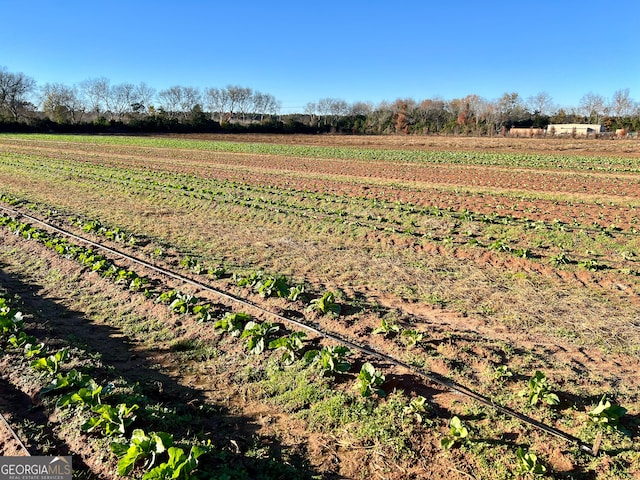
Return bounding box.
[547,124,605,136]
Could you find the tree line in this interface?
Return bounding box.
[1,65,638,135]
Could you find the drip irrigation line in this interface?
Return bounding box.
[0,205,599,455]
[0,411,30,456]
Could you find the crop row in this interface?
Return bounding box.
[0,288,210,478]
[4,154,640,356]
[4,150,638,277]
[3,189,639,477]
[2,151,638,273]
[0,244,632,479]
[3,147,640,236]
[5,134,640,173]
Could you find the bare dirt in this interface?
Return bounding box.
[0,134,639,478]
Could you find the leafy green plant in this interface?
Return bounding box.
[515,447,546,477]
[488,238,512,253]
[57,379,103,408]
[83,403,139,436]
[578,258,602,272]
[155,290,197,314]
[213,312,250,336]
[234,271,263,288]
[155,290,178,305]
[110,429,174,477]
[304,345,351,376]
[142,445,205,480]
[306,291,340,316]
[549,252,570,267]
[24,341,46,358]
[519,371,560,406]
[41,369,92,394]
[31,348,69,375]
[400,329,424,348]
[207,265,226,279]
[287,284,305,301]
[113,268,136,284]
[241,321,280,354]
[129,276,149,292]
[372,317,400,337]
[403,395,430,424]
[7,331,37,349]
[168,293,198,315]
[587,395,627,432]
[192,303,214,323]
[255,275,290,299]
[440,416,469,450]
[0,298,24,337]
[493,365,513,383]
[354,362,385,397]
[513,248,531,259]
[179,256,205,274]
[268,331,307,365]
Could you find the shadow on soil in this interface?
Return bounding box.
[0,265,330,479]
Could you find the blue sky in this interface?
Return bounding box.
[1,0,637,113]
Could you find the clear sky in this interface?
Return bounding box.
[1,0,638,113]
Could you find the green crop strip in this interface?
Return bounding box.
[2,151,638,278]
[2,208,639,478]
[4,133,640,173]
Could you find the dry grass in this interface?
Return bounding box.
[1,133,640,479]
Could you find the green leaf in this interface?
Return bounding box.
[440,437,455,450]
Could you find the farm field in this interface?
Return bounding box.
[0,133,639,479]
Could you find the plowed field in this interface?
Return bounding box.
[0,133,638,479]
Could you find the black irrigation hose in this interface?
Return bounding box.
[0,205,599,456]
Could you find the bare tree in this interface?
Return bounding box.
[133,82,156,113]
[41,82,86,123]
[158,86,202,120]
[349,101,373,117]
[79,77,111,115]
[263,93,280,117]
[527,91,554,116]
[415,97,447,133]
[304,101,318,126]
[179,87,202,120]
[317,97,348,127]
[158,86,183,119]
[252,91,279,121]
[0,66,36,121]
[111,83,136,119]
[579,92,607,123]
[226,86,252,121]
[205,87,230,123]
[611,88,633,118]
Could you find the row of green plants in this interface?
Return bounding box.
[0,210,340,333]
[4,150,635,276]
[0,209,443,476]
[0,197,636,416]
[0,289,548,478]
[0,214,151,293]
[0,291,207,479]
[0,200,635,477]
[206,301,633,478]
[69,216,138,245]
[3,146,638,244]
[16,148,636,240]
[5,133,640,174]
[2,191,346,316]
[369,315,629,429]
